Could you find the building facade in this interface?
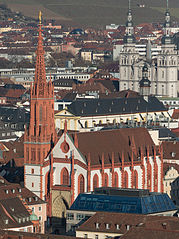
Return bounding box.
[119,3,178,97]
[24,15,164,229]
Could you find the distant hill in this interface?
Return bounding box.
[1,0,179,27]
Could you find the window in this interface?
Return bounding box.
[39,207,41,211]
[106,223,110,229]
[61,168,69,185]
[39,216,41,221]
[96,223,100,229]
[104,173,108,187]
[77,214,85,220]
[67,213,74,220]
[124,171,128,188]
[133,170,138,189]
[93,174,99,190]
[114,172,119,187]
[31,168,34,174]
[78,174,85,195]
[95,235,99,239]
[32,183,34,187]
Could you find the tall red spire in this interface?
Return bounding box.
[24,12,56,199]
[33,12,46,97]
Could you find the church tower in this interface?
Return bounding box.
[24,12,56,199]
[119,0,139,91]
[156,0,178,97]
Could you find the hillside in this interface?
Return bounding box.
[1,0,179,27]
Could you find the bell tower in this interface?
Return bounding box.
[119,0,139,91]
[24,12,56,199]
[156,0,178,97]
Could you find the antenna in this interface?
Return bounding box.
[129,0,131,10]
[167,0,169,10]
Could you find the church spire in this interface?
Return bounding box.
[33,11,48,97]
[123,0,135,44]
[162,0,172,44]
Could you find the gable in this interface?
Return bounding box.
[51,132,87,166]
[55,109,75,117]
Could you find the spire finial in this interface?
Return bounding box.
[129,0,131,10]
[39,11,42,25]
[167,0,169,10]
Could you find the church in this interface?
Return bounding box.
[24,13,164,227]
[119,0,178,97]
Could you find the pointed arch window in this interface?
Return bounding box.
[124,171,128,188]
[39,105,42,122]
[114,172,119,187]
[61,168,69,185]
[104,173,109,187]
[78,174,85,194]
[133,170,138,189]
[93,174,99,190]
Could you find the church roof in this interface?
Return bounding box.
[71,128,156,166]
[67,96,166,117]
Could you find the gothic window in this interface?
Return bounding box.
[114,172,119,187]
[26,148,29,163]
[104,173,108,187]
[124,171,128,188]
[93,174,99,190]
[162,71,164,79]
[31,148,35,162]
[39,105,42,122]
[78,174,85,194]
[133,170,138,189]
[61,168,69,185]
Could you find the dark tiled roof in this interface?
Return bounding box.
[68,96,166,117]
[158,128,176,139]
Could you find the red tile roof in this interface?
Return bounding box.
[162,141,179,161]
[77,211,179,235]
[172,109,179,120]
[70,128,156,166]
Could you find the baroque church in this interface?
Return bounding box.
[119,0,178,97]
[24,13,164,227]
